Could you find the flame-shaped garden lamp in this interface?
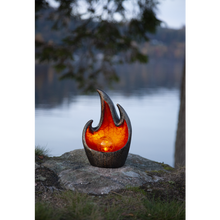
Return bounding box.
[82,89,132,168]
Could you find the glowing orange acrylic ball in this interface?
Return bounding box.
[85,101,128,152]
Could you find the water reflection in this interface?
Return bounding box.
[35,57,182,108]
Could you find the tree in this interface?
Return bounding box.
[174,59,185,168]
[35,0,161,92]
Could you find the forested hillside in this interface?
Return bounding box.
[36,7,185,62]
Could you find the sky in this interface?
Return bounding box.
[48,0,185,29]
[156,0,185,29]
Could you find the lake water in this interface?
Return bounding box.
[35,88,180,167]
[35,58,183,167]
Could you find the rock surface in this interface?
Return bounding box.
[41,149,170,195]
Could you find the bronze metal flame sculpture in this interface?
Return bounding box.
[82,89,132,168]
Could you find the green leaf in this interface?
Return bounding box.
[53,63,66,73]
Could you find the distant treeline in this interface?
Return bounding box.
[148,26,185,45]
[35,57,183,108]
[36,7,185,61]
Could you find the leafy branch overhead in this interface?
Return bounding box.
[35,0,161,92]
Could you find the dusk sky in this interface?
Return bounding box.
[48,0,185,29]
[156,0,185,29]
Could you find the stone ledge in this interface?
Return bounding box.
[39,149,172,195]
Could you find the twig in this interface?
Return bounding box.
[111,191,122,196]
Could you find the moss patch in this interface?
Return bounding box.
[153,161,175,172]
[160,163,175,171]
